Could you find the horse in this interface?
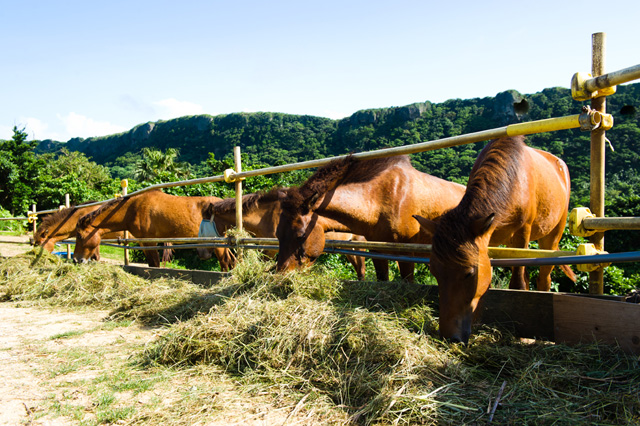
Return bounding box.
[413,135,576,344]
[73,190,234,269]
[34,203,126,260]
[201,192,371,279]
[275,154,466,281]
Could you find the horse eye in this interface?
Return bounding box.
[464,268,476,280]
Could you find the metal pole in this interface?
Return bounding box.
[65,194,71,260]
[122,180,129,266]
[589,32,606,294]
[234,146,243,233]
[31,204,36,236]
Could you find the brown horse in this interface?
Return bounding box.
[414,135,575,344]
[201,192,370,279]
[275,155,466,281]
[34,204,119,253]
[73,190,234,269]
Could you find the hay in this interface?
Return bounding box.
[1,250,639,425]
[142,256,640,425]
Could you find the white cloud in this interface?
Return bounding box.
[154,98,205,119]
[57,112,128,139]
[321,110,350,120]
[1,118,65,141]
[0,124,14,140]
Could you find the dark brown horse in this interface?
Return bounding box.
[201,192,370,279]
[73,190,234,269]
[275,155,466,281]
[414,135,575,344]
[34,203,122,254]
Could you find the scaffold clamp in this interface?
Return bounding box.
[571,71,617,101]
[569,207,597,237]
[576,243,610,272]
[224,169,245,183]
[578,106,614,132]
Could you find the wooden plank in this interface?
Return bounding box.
[553,294,640,354]
[478,288,555,340]
[122,265,228,285]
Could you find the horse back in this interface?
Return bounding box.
[492,145,570,243]
[125,191,222,238]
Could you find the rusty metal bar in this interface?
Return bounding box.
[583,217,640,231]
[589,32,607,295]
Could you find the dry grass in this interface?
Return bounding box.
[1,249,639,425]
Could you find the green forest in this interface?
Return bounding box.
[2,83,640,294]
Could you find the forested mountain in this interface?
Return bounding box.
[35,84,640,204]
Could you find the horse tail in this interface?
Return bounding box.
[162,243,174,264]
[559,264,577,282]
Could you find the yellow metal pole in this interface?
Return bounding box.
[122,180,129,266]
[234,146,243,234]
[31,204,36,236]
[65,194,71,260]
[589,32,607,295]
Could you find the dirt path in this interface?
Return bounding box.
[0,304,154,425]
[0,240,333,425]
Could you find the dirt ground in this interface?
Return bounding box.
[0,237,324,426]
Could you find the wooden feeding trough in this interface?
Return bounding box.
[480,288,640,354]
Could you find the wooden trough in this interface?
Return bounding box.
[480,289,640,354]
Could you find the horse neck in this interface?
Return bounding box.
[214,199,280,238]
[310,187,374,235]
[45,206,93,241]
[84,199,131,234]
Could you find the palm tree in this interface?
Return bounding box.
[134,148,190,183]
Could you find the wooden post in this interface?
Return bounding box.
[122,180,130,266]
[589,32,606,295]
[234,146,243,233]
[65,194,71,260]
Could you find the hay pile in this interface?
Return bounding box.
[1,249,639,425]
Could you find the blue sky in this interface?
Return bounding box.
[2,0,638,142]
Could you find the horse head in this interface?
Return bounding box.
[275,188,326,272]
[414,213,495,344]
[33,224,55,251]
[73,211,102,263]
[275,156,356,273]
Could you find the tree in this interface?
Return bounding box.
[0,126,45,214]
[134,147,190,184]
[35,148,119,207]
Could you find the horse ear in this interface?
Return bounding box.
[202,203,213,220]
[277,189,289,201]
[304,192,321,212]
[471,213,495,237]
[413,215,438,237]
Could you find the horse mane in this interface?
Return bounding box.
[285,154,411,211]
[77,197,125,229]
[211,188,282,215]
[432,136,527,266]
[40,206,79,229]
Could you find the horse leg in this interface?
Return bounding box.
[214,247,236,272]
[141,244,161,267]
[508,226,532,290]
[535,219,570,291]
[345,253,366,280]
[372,257,389,281]
[398,261,415,282]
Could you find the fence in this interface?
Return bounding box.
[3,32,640,295]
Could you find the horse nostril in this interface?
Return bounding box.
[446,334,469,346]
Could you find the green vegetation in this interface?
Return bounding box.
[2,84,640,292]
[1,250,639,425]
